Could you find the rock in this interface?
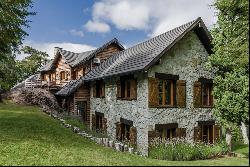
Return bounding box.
[128,147,134,154]
[108,140,114,148]
[115,143,120,151]
[103,138,109,147]
[73,126,80,133]
[124,145,128,152]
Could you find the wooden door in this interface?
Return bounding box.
[77,101,87,121]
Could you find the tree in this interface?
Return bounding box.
[0,0,34,91]
[208,0,249,152]
[16,46,49,82]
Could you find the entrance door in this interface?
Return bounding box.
[77,101,87,121]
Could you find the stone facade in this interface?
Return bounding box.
[90,31,215,156]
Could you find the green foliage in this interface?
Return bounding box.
[63,116,108,138]
[0,54,19,90]
[149,138,228,161]
[0,102,248,165]
[208,0,249,128]
[16,46,49,82]
[0,0,34,90]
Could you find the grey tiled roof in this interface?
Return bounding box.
[56,17,212,97]
[55,79,83,96]
[39,59,54,72]
[39,38,124,72]
[82,18,210,81]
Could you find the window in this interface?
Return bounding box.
[71,71,77,80]
[202,83,213,107]
[158,79,176,106]
[96,114,103,132]
[156,123,178,140]
[116,118,133,142]
[194,121,220,144]
[76,101,87,121]
[117,75,137,100]
[121,123,131,141]
[94,80,105,98]
[60,71,66,80]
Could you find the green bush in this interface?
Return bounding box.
[149,138,228,161]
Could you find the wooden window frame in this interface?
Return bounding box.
[95,114,103,132]
[60,71,66,81]
[158,79,177,107]
[155,123,178,140]
[95,80,105,98]
[117,75,137,101]
[201,82,213,107]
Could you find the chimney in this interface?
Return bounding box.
[54,47,62,56]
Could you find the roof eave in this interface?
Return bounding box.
[143,17,212,71]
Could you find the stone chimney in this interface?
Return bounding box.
[54,47,62,56]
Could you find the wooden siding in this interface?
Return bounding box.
[72,66,86,80]
[55,55,71,85]
[73,84,91,125]
[92,44,122,68]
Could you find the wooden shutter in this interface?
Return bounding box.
[193,81,202,108]
[194,126,202,142]
[116,122,122,140]
[148,77,159,107]
[92,82,96,97]
[92,114,96,130]
[101,81,105,98]
[148,130,161,143]
[116,80,121,98]
[102,118,107,132]
[176,80,186,108]
[129,126,137,145]
[130,79,137,100]
[214,125,220,142]
[176,128,186,138]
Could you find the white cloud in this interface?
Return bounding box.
[86,0,217,36]
[84,20,111,33]
[16,41,96,60]
[70,29,84,37]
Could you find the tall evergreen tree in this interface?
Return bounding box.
[208,0,249,151]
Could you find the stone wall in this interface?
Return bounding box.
[90,72,149,155]
[90,31,215,156]
[147,31,215,141]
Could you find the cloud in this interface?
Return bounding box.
[16,41,96,60]
[70,29,84,37]
[84,20,111,33]
[86,0,217,36]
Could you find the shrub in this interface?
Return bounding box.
[149,138,228,161]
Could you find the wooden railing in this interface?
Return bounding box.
[25,79,42,88]
[25,79,69,90]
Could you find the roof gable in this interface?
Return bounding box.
[39,38,124,72]
[82,17,212,82]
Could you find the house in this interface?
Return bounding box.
[41,17,220,156]
[39,38,124,124]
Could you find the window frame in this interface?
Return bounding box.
[201,82,213,107]
[95,80,105,98]
[118,75,137,100]
[158,79,177,107]
[155,123,178,140]
[60,71,66,81]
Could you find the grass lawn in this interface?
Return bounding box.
[0,101,249,166]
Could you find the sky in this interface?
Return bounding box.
[19,0,217,60]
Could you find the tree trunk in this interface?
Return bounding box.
[241,122,249,145]
[226,128,232,153]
